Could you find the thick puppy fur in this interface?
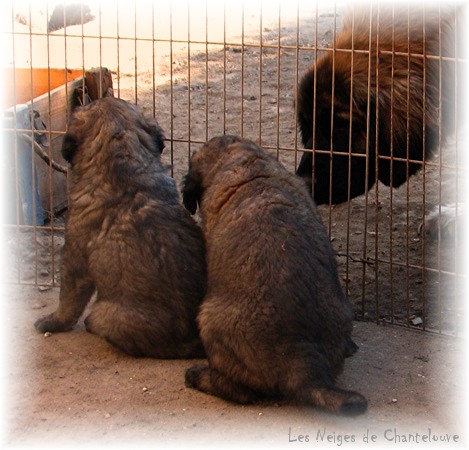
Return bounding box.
[34,97,206,359]
[182,135,367,416]
[296,5,460,204]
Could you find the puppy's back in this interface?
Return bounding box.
[184,137,365,414]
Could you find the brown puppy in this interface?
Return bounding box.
[35,97,206,358]
[182,135,367,416]
[296,5,459,204]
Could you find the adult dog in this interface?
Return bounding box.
[35,97,206,358]
[182,135,367,415]
[296,5,458,204]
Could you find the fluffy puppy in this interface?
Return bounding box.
[296,5,458,204]
[34,97,206,359]
[182,135,367,416]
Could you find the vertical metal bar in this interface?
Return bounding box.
[152,2,156,118]
[98,3,103,95]
[79,1,86,104]
[452,3,460,337]
[345,6,356,299]
[276,1,281,160]
[328,2,337,235]
[421,5,427,330]
[405,4,411,327]
[27,3,39,284]
[389,3,396,324]
[64,1,72,202]
[436,4,443,334]
[169,1,174,176]
[223,1,227,134]
[293,0,300,168]
[311,2,318,200]
[116,2,121,98]
[188,1,192,158]
[374,4,381,323]
[46,2,55,286]
[10,4,21,284]
[241,1,245,137]
[259,1,263,145]
[134,2,138,103]
[360,2,374,320]
[78,4,86,103]
[205,0,209,142]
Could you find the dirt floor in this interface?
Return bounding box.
[1,284,466,448]
[2,2,467,447]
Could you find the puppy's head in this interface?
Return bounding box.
[182,136,240,214]
[182,135,265,214]
[61,97,165,168]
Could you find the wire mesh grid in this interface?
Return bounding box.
[1,0,466,335]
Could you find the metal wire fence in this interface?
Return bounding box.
[1,0,466,335]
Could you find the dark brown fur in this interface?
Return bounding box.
[182,135,367,416]
[34,97,206,359]
[296,5,460,204]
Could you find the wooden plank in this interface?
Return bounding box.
[4,67,113,220]
[2,68,83,109]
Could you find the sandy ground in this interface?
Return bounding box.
[1,284,466,448]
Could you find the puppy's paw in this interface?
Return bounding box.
[344,336,359,357]
[34,314,73,333]
[185,364,209,388]
[340,392,368,416]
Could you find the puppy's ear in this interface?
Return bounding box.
[145,120,165,155]
[182,168,203,215]
[62,115,86,164]
[61,133,78,164]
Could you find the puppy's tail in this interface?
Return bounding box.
[308,386,368,416]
